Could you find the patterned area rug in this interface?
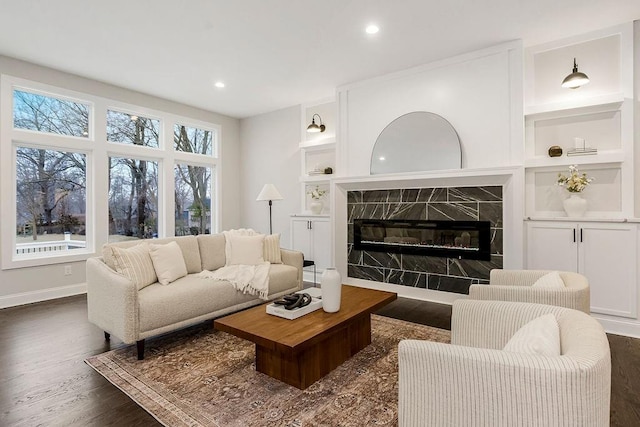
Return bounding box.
[85,315,450,426]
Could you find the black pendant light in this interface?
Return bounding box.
[306,114,326,133]
[561,58,590,89]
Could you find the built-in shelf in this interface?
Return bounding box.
[524,151,625,169]
[525,216,638,223]
[299,136,336,150]
[300,175,333,183]
[524,93,625,117]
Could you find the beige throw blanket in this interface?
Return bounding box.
[197,262,270,300]
[197,229,270,299]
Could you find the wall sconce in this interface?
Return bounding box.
[306,114,326,133]
[561,58,590,89]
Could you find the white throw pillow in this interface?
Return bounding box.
[263,233,282,264]
[149,241,188,285]
[224,228,258,265]
[532,271,565,289]
[503,313,561,357]
[110,243,157,290]
[226,234,265,265]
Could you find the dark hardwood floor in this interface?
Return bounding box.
[0,294,638,426]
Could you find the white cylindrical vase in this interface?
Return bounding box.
[321,268,342,313]
[563,193,587,217]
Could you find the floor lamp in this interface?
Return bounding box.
[256,184,283,234]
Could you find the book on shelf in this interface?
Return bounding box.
[567,148,598,156]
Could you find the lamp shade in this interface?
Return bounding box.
[306,114,326,133]
[561,58,589,89]
[256,184,283,201]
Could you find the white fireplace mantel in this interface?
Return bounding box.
[330,166,525,304]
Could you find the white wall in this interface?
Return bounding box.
[239,106,300,248]
[0,55,241,306]
[337,42,524,177]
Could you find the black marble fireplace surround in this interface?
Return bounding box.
[347,186,503,294]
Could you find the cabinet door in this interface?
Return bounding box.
[526,221,578,272]
[290,219,312,260]
[311,219,331,270]
[579,223,637,318]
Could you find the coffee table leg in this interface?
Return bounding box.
[255,314,372,389]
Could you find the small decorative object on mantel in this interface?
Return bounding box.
[321,268,342,313]
[324,167,333,174]
[557,165,594,217]
[307,185,326,214]
[548,145,563,157]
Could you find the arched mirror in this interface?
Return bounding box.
[370,111,462,175]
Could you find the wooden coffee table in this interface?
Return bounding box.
[214,285,397,389]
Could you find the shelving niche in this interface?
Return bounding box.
[299,99,336,214]
[523,23,634,219]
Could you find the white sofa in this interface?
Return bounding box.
[87,234,303,359]
[469,269,590,313]
[398,300,611,427]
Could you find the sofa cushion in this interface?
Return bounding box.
[109,243,157,290]
[263,234,283,264]
[138,275,259,332]
[197,233,226,271]
[149,241,188,285]
[137,264,300,333]
[226,234,265,265]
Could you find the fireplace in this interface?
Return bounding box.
[354,219,492,261]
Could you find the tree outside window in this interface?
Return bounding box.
[15,147,86,251]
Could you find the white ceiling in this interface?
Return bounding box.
[0,1,639,119]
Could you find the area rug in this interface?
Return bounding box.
[85,315,450,426]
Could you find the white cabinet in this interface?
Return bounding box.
[526,221,637,318]
[290,216,331,281]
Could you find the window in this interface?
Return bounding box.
[2,76,221,269]
[108,157,159,242]
[174,124,215,156]
[15,147,87,256]
[174,164,212,236]
[107,110,160,147]
[13,89,90,138]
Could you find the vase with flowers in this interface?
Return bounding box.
[307,185,326,214]
[557,165,594,217]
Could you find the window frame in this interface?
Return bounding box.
[1,76,221,270]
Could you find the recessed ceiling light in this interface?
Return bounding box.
[214,81,225,88]
[365,24,379,35]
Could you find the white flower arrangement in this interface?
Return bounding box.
[557,165,594,193]
[307,185,326,200]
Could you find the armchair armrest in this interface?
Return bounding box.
[398,339,607,427]
[86,257,139,344]
[280,248,304,290]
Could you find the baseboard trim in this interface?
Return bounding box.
[0,283,87,309]
[592,315,640,339]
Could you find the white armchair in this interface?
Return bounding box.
[398,300,611,427]
[468,269,590,313]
